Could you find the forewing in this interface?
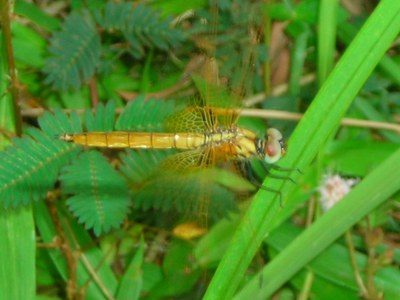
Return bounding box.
[165,105,218,133]
[191,2,263,126]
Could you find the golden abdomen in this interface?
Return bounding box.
[59,132,207,149]
[58,128,259,160]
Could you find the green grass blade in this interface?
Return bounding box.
[0,208,35,300]
[235,147,400,299]
[203,1,400,299]
[116,237,145,300]
[338,22,400,87]
[288,30,309,95]
[317,0,339,85]
[0,2,35,299]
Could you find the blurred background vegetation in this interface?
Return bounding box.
[0,0,399,299]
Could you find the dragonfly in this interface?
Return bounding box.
[58,111,284,165]
[58,102,286,191]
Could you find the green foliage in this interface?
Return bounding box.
[267,223,400,299]
[34,200,120,299]
[146,239,202,298]
[0,101,120,233]
[115,237,145,299]
[44,12,101,91]
[44,1,185,91]
[0,111,80,208]
[207,0,400,298]
[84,100,116,131]
[61,150,130,236]
[96,2,184,58]
[120,149,237,221]
[115,96,179,132]
[2,0,400,299]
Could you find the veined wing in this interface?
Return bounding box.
[181,4,262,132]
[165,53,249,133]
[165,105,217,133]
[160,144,223,171]
[196,2,262,110]
[121,148,238,222]
[165,104,239,134]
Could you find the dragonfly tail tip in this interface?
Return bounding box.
[56,133,73,142]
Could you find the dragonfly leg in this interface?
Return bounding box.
[262,162,297,184]
[243,161,283,207]
[270,164,303,174]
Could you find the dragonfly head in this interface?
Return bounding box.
[263,128,285,164]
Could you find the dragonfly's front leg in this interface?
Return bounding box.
[242,161,283,206]
[270,164,303,174]
[261,161,297,184]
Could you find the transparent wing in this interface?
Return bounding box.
[120,149,237,223]
[160,140,243,172]
[167,2,261,134]
[165,105,217,133]
[132,168,237,223]
[160,147,214,171]
[166,103,240,133]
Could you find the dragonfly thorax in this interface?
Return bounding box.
[259,128,285,164]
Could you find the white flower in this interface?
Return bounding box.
[319,174,358,211]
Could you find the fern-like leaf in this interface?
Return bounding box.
[97,2,184,58]
[44,11,101,91]
[60,150,130,236]
[84,100,116,131]
[115,96,180,131]
[0,110,81,208]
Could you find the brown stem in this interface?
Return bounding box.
[46,193,78,300]
[64,222,115,300]
[0,0,23,135]
[345,230,369,297]
[364,218,384,300]
[89,77,99,109]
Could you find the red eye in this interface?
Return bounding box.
[266,143,277,157]
[264,128,284,164]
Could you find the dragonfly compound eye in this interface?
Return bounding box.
[264,128,284,164]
